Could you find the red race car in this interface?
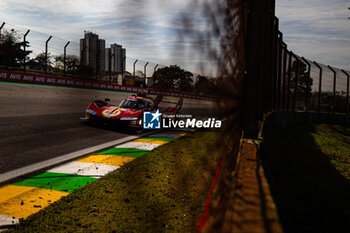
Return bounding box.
[81,94,183,132]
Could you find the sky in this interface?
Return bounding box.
[276,0,350,70]
[0,0,350,75]
[0,0,207,75]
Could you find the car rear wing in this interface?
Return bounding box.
[175,98,183,111]
[160,99,178,104]
[136,93,183,110]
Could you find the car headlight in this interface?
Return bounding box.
[120,117,138,120]
[86,109,97,115]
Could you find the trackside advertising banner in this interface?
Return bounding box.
[0,70,213,101]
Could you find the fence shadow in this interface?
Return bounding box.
[262,124,350,233]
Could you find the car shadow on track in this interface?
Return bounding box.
[80,121,143,135]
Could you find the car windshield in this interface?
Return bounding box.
[119,99,147,109]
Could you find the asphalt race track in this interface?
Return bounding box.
[0,82,218,174]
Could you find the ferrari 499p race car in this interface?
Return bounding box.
[81,94,183,132]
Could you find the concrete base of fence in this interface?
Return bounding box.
[218,111,350,233]
[201,111,349,233]
[221,139,283,233]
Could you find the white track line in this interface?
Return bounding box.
[115,142,162,151]
[0,215,18,226]
[47,161,119,178]
[0,132,156,184]
[148,133,182,139]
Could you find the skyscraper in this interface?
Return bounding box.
[80,32,105,76]
[105,43,126,73]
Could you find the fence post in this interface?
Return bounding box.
[341,70,349,115]
[291,53,299,112]
[272,17,279,110]
[242,0,276,135]
[301,57,311,112]
[276,31,283,109]
[313,62,322,113]
[63,41,70,76]
[281,42,287,110]
[23,30,30,73]
[144,62,149,87]
[45,36,52,75]
[286,51,292,111]
[328,65,336,115]
[0,22,5,38]
[133,59,138,78]
[153,64,159,87]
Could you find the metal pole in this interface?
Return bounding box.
[290,53,299,112]
[286,51,292,111]
[133,59,138,77]
[313,62,322,113]
[154,64,158,73]
[277,31,283,109]
[45,36,52,75]
[293,57,300,112]
[301,57,311,112]
[282,42,287,110]
[272,17,279,110]
[23,30,30,73]
[341,70,349,115]
[144,62,149,79]
[153,64,159,87]
[0,22,5,39]
[328,65,337,115]
[144,62,149,87]
[63,41,70,76]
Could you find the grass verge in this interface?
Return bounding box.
[310,124,350,179]
[7,130,225,233]
[263,124,350,233]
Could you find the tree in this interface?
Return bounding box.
[28,52,53,71]
[153,65,193,92]
[288,60,313,108]
[135,70,145,78]
[195,75,217,95]
[0,29,31,68]
[175,70,193,92]
[289,60,313,96]
[54,55,80,73]
[77,65,95,78]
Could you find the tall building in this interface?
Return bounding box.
[105,43,126,73]
[80,32,105,75]
[105,48,111,73]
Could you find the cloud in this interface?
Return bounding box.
[6,0,348,75]
[0,0,209,73]
[276,0,350,70]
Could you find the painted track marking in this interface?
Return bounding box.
[77,155,135,167]
[47,161,119,178]
[0,131,187,227]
